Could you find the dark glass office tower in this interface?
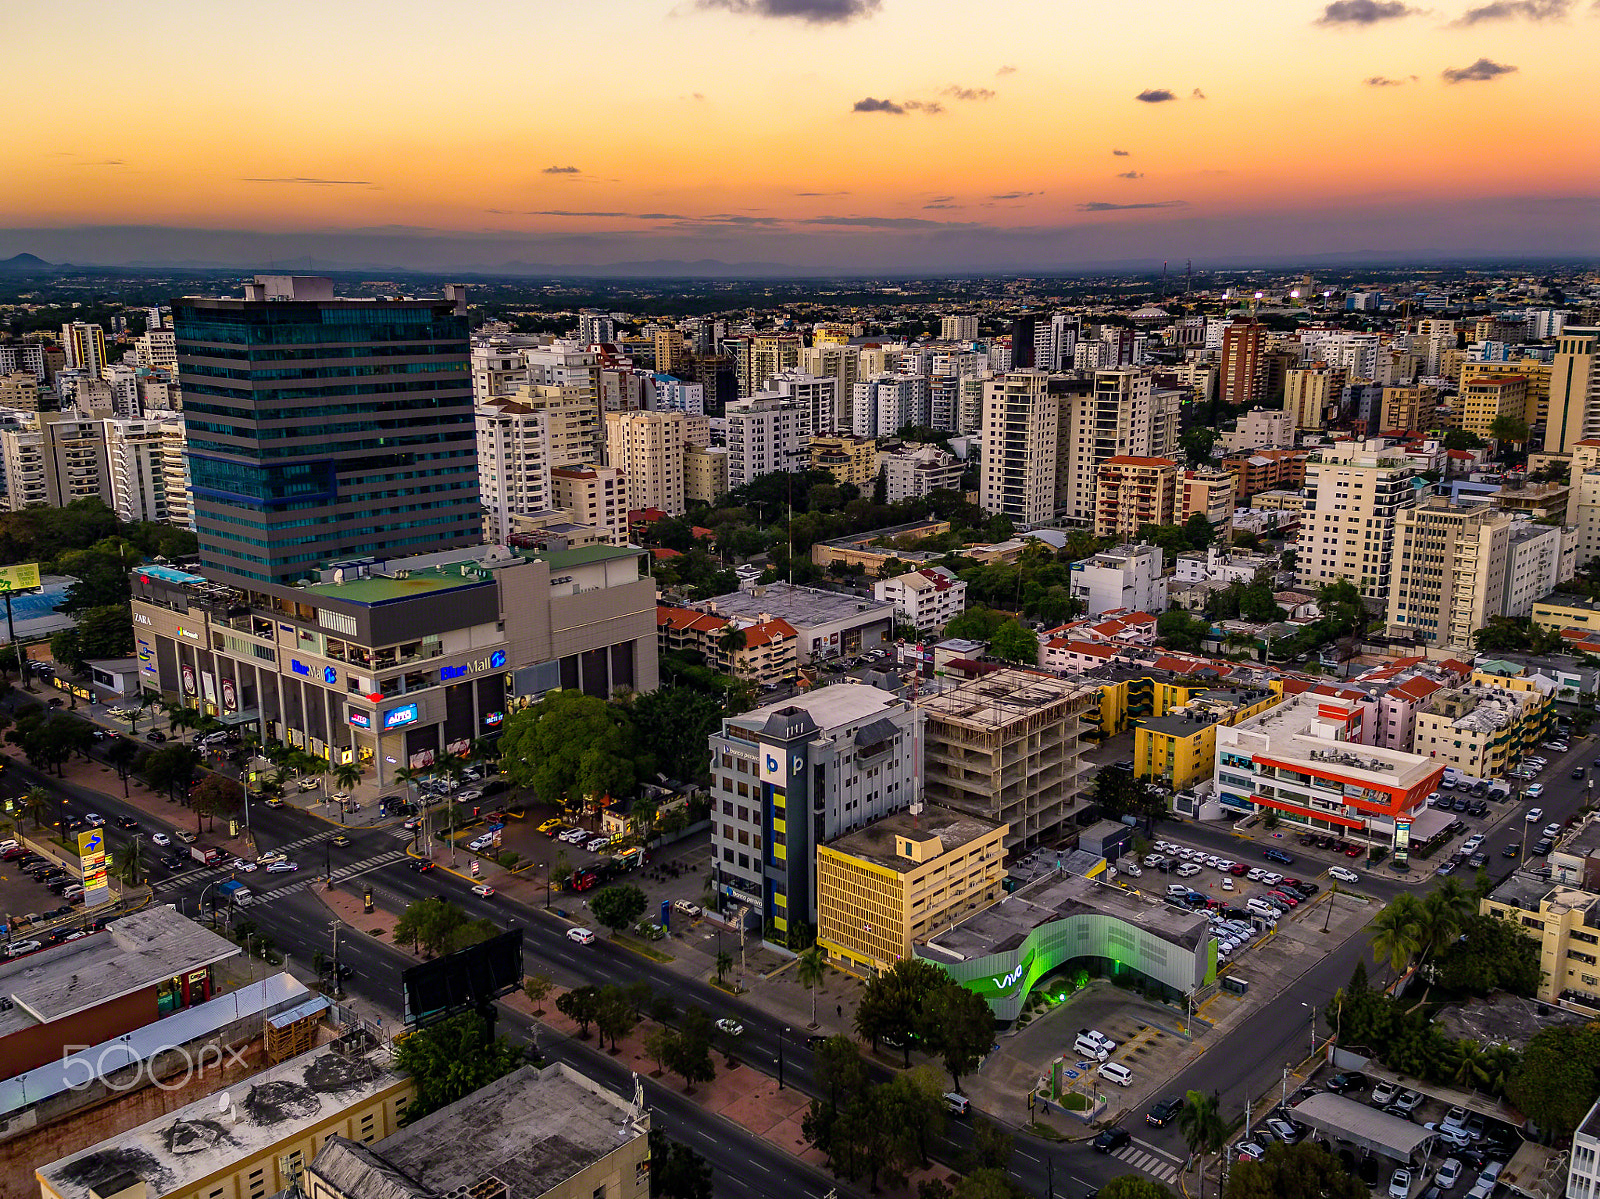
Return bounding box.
[175,277,479,584]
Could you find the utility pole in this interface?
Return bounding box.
[330,921,344,999]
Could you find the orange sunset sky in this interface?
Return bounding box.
[4,0,1598,272]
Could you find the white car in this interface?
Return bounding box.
[1526,806,1545,821]
[1328,866,1360,884]
[297,777,321,792]
[1437,1159,1464,1189]
[716,1018,744,1036]
[471,883,495,898]
[258,849,287,864]
[1260,872,1283,886]
[1389,1168,1412,1199]
[1543,823,1563,839]
[1234,1141,1266,1162]
[228,858,258,873]
[455,788,484,804]
[84,813,105,827]
[567,927,596,944]
[1215,859,1235,872]
[1462,835,1484,853]
[1143,853,1165,867]
[1247,867,1266,882]
[265,860,297,873]
[1176,863,1201,877]
[150,832,170,847]
[468,834,494,852]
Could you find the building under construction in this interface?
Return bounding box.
[918,668,1096,851]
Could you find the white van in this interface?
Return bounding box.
[944,1093,970,1115]
[1074,1032,1111,1061]
[1099,1061,1134,1087]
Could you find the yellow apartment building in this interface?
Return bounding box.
[816,805,1008,976]
[810,434,880,489]
[1480,878,1600,1007]
[1132,686,1282,790]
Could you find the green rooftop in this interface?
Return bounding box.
[302,565,491,604]
[300,544,642,605]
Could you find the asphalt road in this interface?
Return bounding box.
[9,710,1596,1198]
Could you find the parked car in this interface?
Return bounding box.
[715,1018,744,1036]
[1437,1159,1464,1189]
[3,940,42,958]
[1265,1118,1303,1144]
[1390,1168,1412,1199]
[1371,1081,1399,1106]
[1329,866,1360,883]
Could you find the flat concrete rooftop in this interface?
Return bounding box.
[826,805,1003,873]
[700,582,894,629]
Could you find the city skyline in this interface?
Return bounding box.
[6,0,1600,273]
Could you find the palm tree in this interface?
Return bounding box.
[1177,1090,1228,1199]
[796,945,827,1028]
[1369,893,1425,984]
[392,765,426,827]
[115,836,147,887]
[106,738,138,797]
[717,624,747,669]
[23,785,51,830]
[714,950,733,986]
[162,702,195,742]
[331,760,362,793]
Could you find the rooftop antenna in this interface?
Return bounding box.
[1186,260,1192,298]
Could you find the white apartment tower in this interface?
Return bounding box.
[1055,368,1167,527]
[476,398,553,542]
[770,371,841,435]
[1547,328,1600,455]
[725,393,812,489]
[940,314,979,342]
[605,410,710,517]
[1297,439,1424,606]
[852,373,928,438]
[979,370,1058,525]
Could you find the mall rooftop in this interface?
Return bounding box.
[924,869,1212,961]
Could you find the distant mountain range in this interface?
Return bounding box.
[0,253,55,271]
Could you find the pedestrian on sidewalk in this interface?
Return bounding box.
[836,1003,842,1018]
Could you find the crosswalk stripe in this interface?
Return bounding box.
[1112,1147,1178,1183]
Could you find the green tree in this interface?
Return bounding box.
[648,1128,714,1199]
[965,1115,1014,1171]
[1506,1023,1600,1141]
[1182,512,1217,550]
[987,619,1039,665]
[855,957,948,1066]
[331,759,362,793]
[796,944,827,1028]
[391,1012,523,1124]
[952,1170,1031,1199]
[112,834,147,886]
[49,626,84,673]
[1490,413,1530,447]
[664,1007,717,1093]
[1180,426,1221,467]
[625,688,722,782]
[522,973,553,1015]
[391,897,498,957]
[1431,912,1541,996]
[1368,893,1425,981]
[1157,610,1210,652]
[813,1034,868,1110]
[595,984,639,1051]
[75,604,137,661]
[943,606,1008,642]
[1100,1178,1176,1199]
[1223,1141,1366,1199]
[591,883,648,937]
[556,984,603,1038]
[498,689,637,811]
[923,982,996,1093]
[713,949,733,986]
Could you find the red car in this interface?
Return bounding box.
[1344,845,1363,857]
[1228,862,1248,876]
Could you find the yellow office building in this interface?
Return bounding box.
[817,806,1008,976]
[1132,686,1283,790]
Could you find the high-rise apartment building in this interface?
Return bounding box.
[101,363,141,419]
[476,397,552,543]
[105,417,190,526]
[0,372,39,412]
[653,327,686,376]
[1460,360,1548,427]
[797,343,859,405]
[979,370,1058,525]
[1547,328,1600,454]
[880,444,965,502]
[852,373,927,438]
[174,276,478,585]
[0,344,47,383]
[1379,386,1431,433]
[725,393,811,489]
[470,340,530,401]
[809,434,880,489]
[650,372,705,416]
[0,411,111,511]
[503,382,598,469]
[1296,439,1425,605]
[684,443,729,505]
[551,464,626,543]
[577,308,616,345]
[605,410,708,516]
[1385,497,1514,648]
[1283,366,1342,431]
[1054,368,1168,527]
[1220,322,1266,405]
[752,333,803,393]
[136,325,177,377]
[1180,468,1236,537]
[1460,375,1529,440]
[940,314,979,342]
[1094,456,1178,539]
[60,321,109,375]
[770,370,841,434]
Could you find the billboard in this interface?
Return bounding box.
[348,709,373,729]
[1394,818,1411,865]
[383,703,419,730]
[401,928,524,1027]
[0,563,41,593]
[77,827,110,908]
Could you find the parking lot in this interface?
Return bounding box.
[1234,1066,1524,1199]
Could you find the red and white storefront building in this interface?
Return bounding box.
[1215,692,1444,854]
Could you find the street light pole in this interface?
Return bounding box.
[778,1026,787,1089]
